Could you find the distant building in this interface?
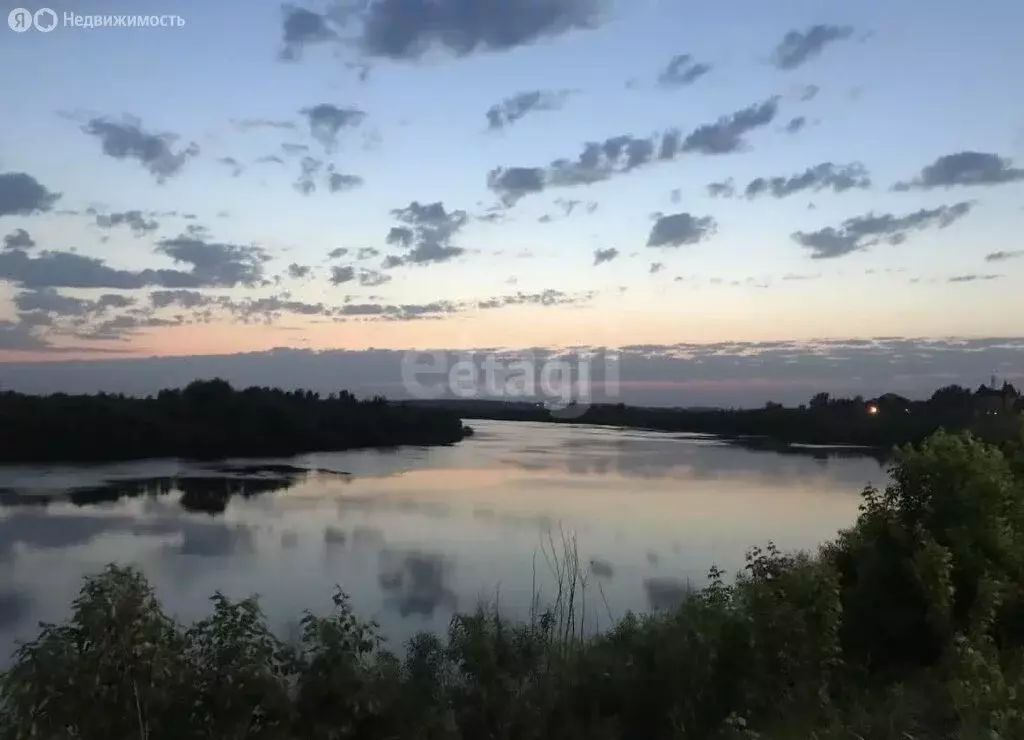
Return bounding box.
[974,382,1020,416]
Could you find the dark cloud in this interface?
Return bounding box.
[385,201,468,265]
[287,263,312,279]
[0,320,52,351]
[948,274,1002,283]
[231,118,297,131]
[487,167,547,206]
[593,247,618,265]
[706,179,735,198]
[657,54,712,88]
[647,213,717,247]
[487,97,778,204]
[679,97,779,155]
[95,210,159,236]
[81,117,199,182]
[294,156,323,195]
[0,249,197,289]
[649,262,663,274]
[3,339,1024,407]
[328,247,349,259]
[301,104,366,149]
[217,156,245,177]
[327,168,365,193]
[150,289,213,310]
[359,268,391,286]
[486,89,572,130]
[330,265,356,285]
[985,250,1023,263]
[0,172,61,218]
[279,4,338,60]
[744,162,870,199]
[771,25,854,70]
[357,247,380,259]
[785,116,806,134]
[3,228,35,249]
[356,0,604,60]
[155,237,271,287]
[13,288,134,320]
[256,154,286,165]
[800,84,820,101]
[792,202,974,259]
[893,151,1024,191]
[282,142,310,156]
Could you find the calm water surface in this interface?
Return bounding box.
[0,420,887,660]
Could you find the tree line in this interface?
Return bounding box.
[426,382,1023,448]
[0,379,472,463]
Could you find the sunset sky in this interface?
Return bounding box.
[1,0,1023,402]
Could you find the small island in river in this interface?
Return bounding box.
[0,378,473,464]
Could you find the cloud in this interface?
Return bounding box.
[3,228,35,249]
[792,202,974,259]
[385,201,468,265]
[679,97,779,154]
[355,0,604,59]
[328,247,349,259]
[985,250,1023,262]
[300,104,366,149]
[218,156,245,177]
[657,54,712,88]
[150,289,214,310]
[487,98,777,205]
[649,262,663,274]
[785,116,806,134]
[357,247,380,259]
[279,4,338,60]
[81,117,199,182]
[155,237,271,287]
[287,263,312,279]
[294,156,323,195]
[893,151,1024,190]
[948,274,1002,283]
[647,212,717,247]
[0,320,52,351]
[14,287,133,318]
[771,24,854,70]
[359,268,391,286]
[231,118,297,131]
[593,247,618,265]
[486,89,572,130]
[0,172,61,218]
[0,249,199,289]
[800,84,820,101]
[330,265,356,285]
[706,179,736,198]
[744,162,870,199]
[7,338,1023,406]
[327,168,365,193]
[95,210,159,236]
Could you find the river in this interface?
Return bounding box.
[0,419,887,660]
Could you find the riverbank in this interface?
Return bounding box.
[2,427,1023,738]
[409,385,1021,450]
[0,379,472,464]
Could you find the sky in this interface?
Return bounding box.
[1,0,1023,404]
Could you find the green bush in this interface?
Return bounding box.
[3,424,1024,739]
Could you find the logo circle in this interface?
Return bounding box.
[7,8,33,32]
[33,8,57,32]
